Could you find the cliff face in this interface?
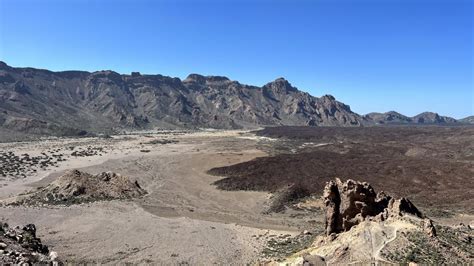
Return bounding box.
[0,62,366,135]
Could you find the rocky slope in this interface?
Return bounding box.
[0,61,367,135]
[4,170,146,205]
[365,111,458,125]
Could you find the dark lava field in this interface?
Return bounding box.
[209,126,474,215]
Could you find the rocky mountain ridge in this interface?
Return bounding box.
[364,111,459,125]
[0,61,367,135]
[0,61,462,137]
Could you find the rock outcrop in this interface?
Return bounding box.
[6,170,146,205]
[0,222,57,264]
[323,178,426,235]
[283,179,462,265]
[279,179,473,265]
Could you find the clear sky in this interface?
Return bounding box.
[0,0,472,118]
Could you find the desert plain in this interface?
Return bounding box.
[0,126,473,264]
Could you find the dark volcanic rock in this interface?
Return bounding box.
[210,126,474,214]
[0,221,56,264]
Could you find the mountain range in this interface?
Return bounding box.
[0,61,468,137]
[364,111,459,125]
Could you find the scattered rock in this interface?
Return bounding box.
[143,139,178,145]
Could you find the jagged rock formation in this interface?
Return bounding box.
[365,111,458,125]
[5,170,146,205]
[0,61,369,135]
[0,222,57,264]
[280,179,473,264]
[323,178,425,235]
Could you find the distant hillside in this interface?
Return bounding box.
[412,112,458,124]
[365,111,458,125]
[364,111,413,124]
[459,116,474,124]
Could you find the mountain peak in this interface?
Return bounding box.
[274,77,288,82]
[320,94,336,101]
[264,77,297,92]
[386,111,404,115]
[184,74,206,83]
[205,76,230,83]
[184,74,230,84]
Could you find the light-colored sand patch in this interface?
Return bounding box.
[1,202,295,264]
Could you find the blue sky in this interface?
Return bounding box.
[0,0,472,118]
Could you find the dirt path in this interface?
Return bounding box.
[373,226,399,262]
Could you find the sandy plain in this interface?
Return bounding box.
[0,130,309,264]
